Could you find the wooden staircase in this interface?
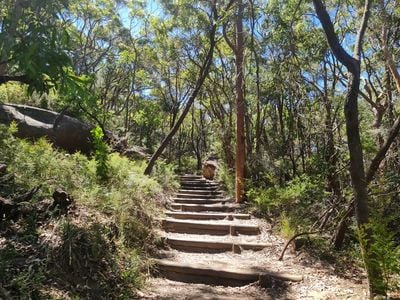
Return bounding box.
[154,175,302,287]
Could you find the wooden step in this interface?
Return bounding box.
[178,185,219,191]
[172,198,229,204]
[153,259,303,287]
[178,189,223,195]
[161,219,260,235]
[165,236,271,253]
[170,203,239,212]
[175,193,223,199]
[165,211,250,220]
[181,181,218,186]
[180,178,208,182]
[179,175,203,180]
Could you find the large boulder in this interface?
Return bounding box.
[202,158,218,180]
[0,104,93,154]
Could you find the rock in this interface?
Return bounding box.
[51,188,74,212]
[0,196,16,220]
[202,159,218,180]
[0,104,94,154]
[123,146,150,160]
[0,164,7,174]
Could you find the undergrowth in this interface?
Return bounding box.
[247,174,327,226]
[215,163,235,197]
[247,172,400,294]
[0,124,177,298]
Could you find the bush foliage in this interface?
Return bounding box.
[0,124,177,298]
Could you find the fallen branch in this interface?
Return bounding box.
[279,231,320,261]
[0,74,32,85]
[13,185,41,203]
[0,185,41,221]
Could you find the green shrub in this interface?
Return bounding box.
[0,82,29,104]
[358,219,400,294]
[246,186,280,215]
[279,175,326,206]
[118,207,151,249]
[216,163,235,197]
[7,137,92,196]
[177,156,198,173]
[280,212,297,239]
[119,249,144,288]
[91,126,110,182]
[0,122,18,164]
[247,174,327,228]
[151,159,179,191]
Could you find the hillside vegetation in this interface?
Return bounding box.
[0,123,177,298]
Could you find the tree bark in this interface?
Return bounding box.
[144,2,218,175]
[0,75,32,85]
[249,0,263,156]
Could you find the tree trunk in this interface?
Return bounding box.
[249,0,263,156]
[333,4,400,249]
[234,0,246,203]
[323,59,342,200]
[312,0,384,296]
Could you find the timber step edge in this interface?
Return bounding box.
[178,189,223,195]
[178,186,220,191]
[161,218,260,235]
[165,211,250,220]
[153,259,303,287]
[179,174,203,177]
[175,193,224,199]
[170,203,240,212]
[172,198,230,204]
[180,181,219,185]
[164,236,271,253]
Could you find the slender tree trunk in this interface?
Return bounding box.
[234,0,246,203]
[249,0,262,155]
[333,115,400,249]
[323,59,342,201]
[144,4,218,175]
[312,0,384,296]
[333,2,400,249]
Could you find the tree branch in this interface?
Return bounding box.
[312,0,356,72]
[0,75,32,85]
[353,0,372,60]
[366,116,400,182]
[223,21,236,53]
[279,231,320,261]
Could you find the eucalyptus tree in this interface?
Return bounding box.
[311,0,389,295]
[223,0,246,202]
